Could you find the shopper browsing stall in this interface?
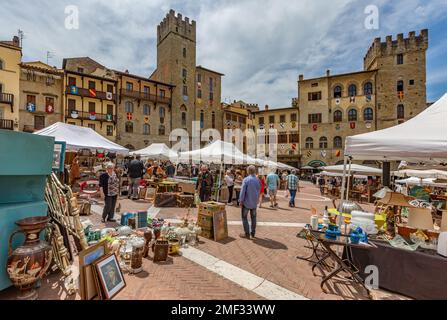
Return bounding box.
[196,165,214,202]
[99,162,119,223]
[128,155,145,200]
[225,170,235,205]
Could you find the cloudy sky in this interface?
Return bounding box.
[2,0,446,107]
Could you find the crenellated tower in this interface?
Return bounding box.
[153,9,197,135]
[363,29,428,129]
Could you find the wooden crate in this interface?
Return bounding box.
[198,201,226,216]
[200,227,214,240]
[197,213,213,229]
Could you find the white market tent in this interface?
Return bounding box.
[320,171,368,179]
[321,164,382,176]
[179,140,257,165]
[130,143,178,161]
[35,122,129,154]
[345,93,447,162]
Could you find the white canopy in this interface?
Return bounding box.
[394,169,447,179]
[394,176,447,187]
[179,140,257,164]
[130,143,178,161]
[321,164,382,176]
[345,93,447,162]
[34,122,129,154]
[320,171,367,179]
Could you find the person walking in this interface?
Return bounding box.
[196,165,213,202]
[224,170,234,205]
[318,175,326,195]
[266,170,280,208]
[239,165,261,239]
[99,162,119,223]
[234,170,243,206]
[128,155,145,200]
[286,169,299,208]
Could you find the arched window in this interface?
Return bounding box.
[181,112,187,127]
[364,107,373,121]
[334,136,342,148]
[0,59,3,70]
[348,109,358,121]
[143,124,150,135]
[333,110,342,122]
[125,101,134,113]
[183,48,187,58]
[397,80,404,92]
[333,86,342,98]
[364,82,373,95]
[348,84,357,97]
[200,110,204,129]
[159,125,166,136]
[211,111,216,128]
[143,104,150,115]
[305,137,313,149]
[319,136,328,149]
[125,121,133,133]
[397,104,405,119]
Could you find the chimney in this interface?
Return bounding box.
[265,105,269,111]
[12,36,20,47]
[298,74,304,81]
[326,69,330,77]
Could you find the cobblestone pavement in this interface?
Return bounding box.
[0,182,408,300]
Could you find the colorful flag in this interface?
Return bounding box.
[89,89,97,97]
[70,86,78,94]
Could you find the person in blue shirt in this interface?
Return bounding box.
[239,165,261,239]
[266,170,280,208]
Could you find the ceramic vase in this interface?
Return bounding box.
[7,216,53,300]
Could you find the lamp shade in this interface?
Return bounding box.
[407,207,434,230]
[379,192,414,207]
[373,187,393,199]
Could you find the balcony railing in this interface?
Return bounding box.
[65,86,117,101]
[120,89,171,104]
[0,119,14,130]
[0,93,14,105]
[65,110,116,123]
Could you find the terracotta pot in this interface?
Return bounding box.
[7,216,53,300]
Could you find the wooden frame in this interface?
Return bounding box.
[78,240,108,300]
[213,210,228,242]
[92,253,126,300]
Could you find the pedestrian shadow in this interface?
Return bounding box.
[216,236,236,245]
[252,237,288,250]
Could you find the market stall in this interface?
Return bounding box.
[130,143,178,162]
[336,93,447,299]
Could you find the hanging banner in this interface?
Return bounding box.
[335,124,341,130]
[335,98,341,105]
[106,114,113,122]
[127,112,133,120]
[292,143,297,151]
[26,103,36,112]
[89,112,96,121]
[366,94,372,102]
[312,124,318,131]
[350,122,356,129]
[350,96,355,103]
[335,150,341,157]
[398,91,404,100]
[321,150,327,158]
[144,116,150,123]
[88,89,97,98]
[71,110,79,119]
[106,92,113,100]
[70,86,78,95]
[279,122,285,129]
[291,121,296,128]
[46,104,54,114]
[306,150,312,158]
[365,121,372,129]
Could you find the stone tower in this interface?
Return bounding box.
[153,9,197,135]
[364,29,428,129]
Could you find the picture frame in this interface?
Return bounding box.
[78,240,108,300]
[52,141,66,172]
[93,253,126,300]
[145,187,157,200]
[213,210,228,242]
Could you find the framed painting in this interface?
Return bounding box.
[93,253,126,299]
[78,241,108,300]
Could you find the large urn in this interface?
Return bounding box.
[7,216,53,300]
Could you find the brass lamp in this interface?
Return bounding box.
[378,192,414,238]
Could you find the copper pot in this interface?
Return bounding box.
[7,216,53,300]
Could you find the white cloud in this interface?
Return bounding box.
[1,0,445,107]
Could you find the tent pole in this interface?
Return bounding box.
[346,159,352,201]
[340,156,348,203]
